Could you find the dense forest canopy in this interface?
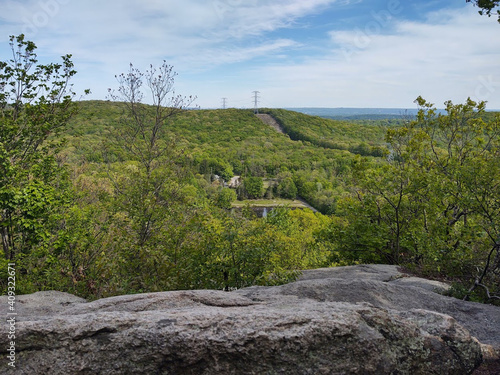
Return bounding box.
[1,35,499,304]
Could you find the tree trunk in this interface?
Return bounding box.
[1,226,12,260]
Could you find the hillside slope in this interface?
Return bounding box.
[262,108,387,156]
[66,101,387,173]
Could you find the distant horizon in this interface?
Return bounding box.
[197,106,500,112]
[74,98,500,113]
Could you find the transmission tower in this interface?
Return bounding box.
[252,91,260,114]
[221,97,227,109]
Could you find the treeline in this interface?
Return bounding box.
[68,101,360,216]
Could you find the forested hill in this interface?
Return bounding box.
[64,101,389,214]
[13,99,392,297]
[67,101,389,163]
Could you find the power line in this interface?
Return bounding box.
[252,91,260,114]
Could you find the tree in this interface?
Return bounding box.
[0,34,80,261]
[243,177,263,199]
[466,0,500,22]
[213,188,237,210]
[277,177,298,200]
[105,62,197,292]
[107,62,196,177]
[106,62,196,245]
[355,97,500,301]
[334,97,500,302]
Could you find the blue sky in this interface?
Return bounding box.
[0,0,499,109]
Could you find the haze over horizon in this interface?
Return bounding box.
[1,0,499,109]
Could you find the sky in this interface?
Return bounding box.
[0,0,499,109]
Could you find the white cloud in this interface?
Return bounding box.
[255,6,500,108]
[207,0,334,36]
[0,0,334,59]
[0,0,337,99]
[1,1,498,108]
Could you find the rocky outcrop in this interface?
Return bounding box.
[293,265,500,374]
[281,264,500,348]
[0,265,497,374]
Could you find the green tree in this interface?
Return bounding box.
[0,35,79,261]
[277,177,298,200]
[106,62,195,246]
[213,188,237,209]
[344,97,500,302]
[403,97,500,301]
[243,176,263,199]
[105,62,197,292]
[199,206,332,291]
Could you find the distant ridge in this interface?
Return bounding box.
[286,107,498,120]
[286,107,420,120]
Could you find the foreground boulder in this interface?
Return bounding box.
[0,265,494,374]
[287,264,500,349]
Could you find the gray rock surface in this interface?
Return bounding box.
[0,265,496,374]
[293,265,500,347]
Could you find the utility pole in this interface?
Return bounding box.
[252,91,260,114]
[221,97,227,109]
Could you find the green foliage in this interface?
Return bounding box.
[25,62,337,298]
[67,101,364,215]
[213,188,237,210]
[0,34,78,263]
[276,177,298,200]
[243,177,264,199]
[196,207,334,290]
[336,97,500,302]
[262,108,388,157]
[199,157,233,181]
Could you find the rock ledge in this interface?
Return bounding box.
[1,265,497,374]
